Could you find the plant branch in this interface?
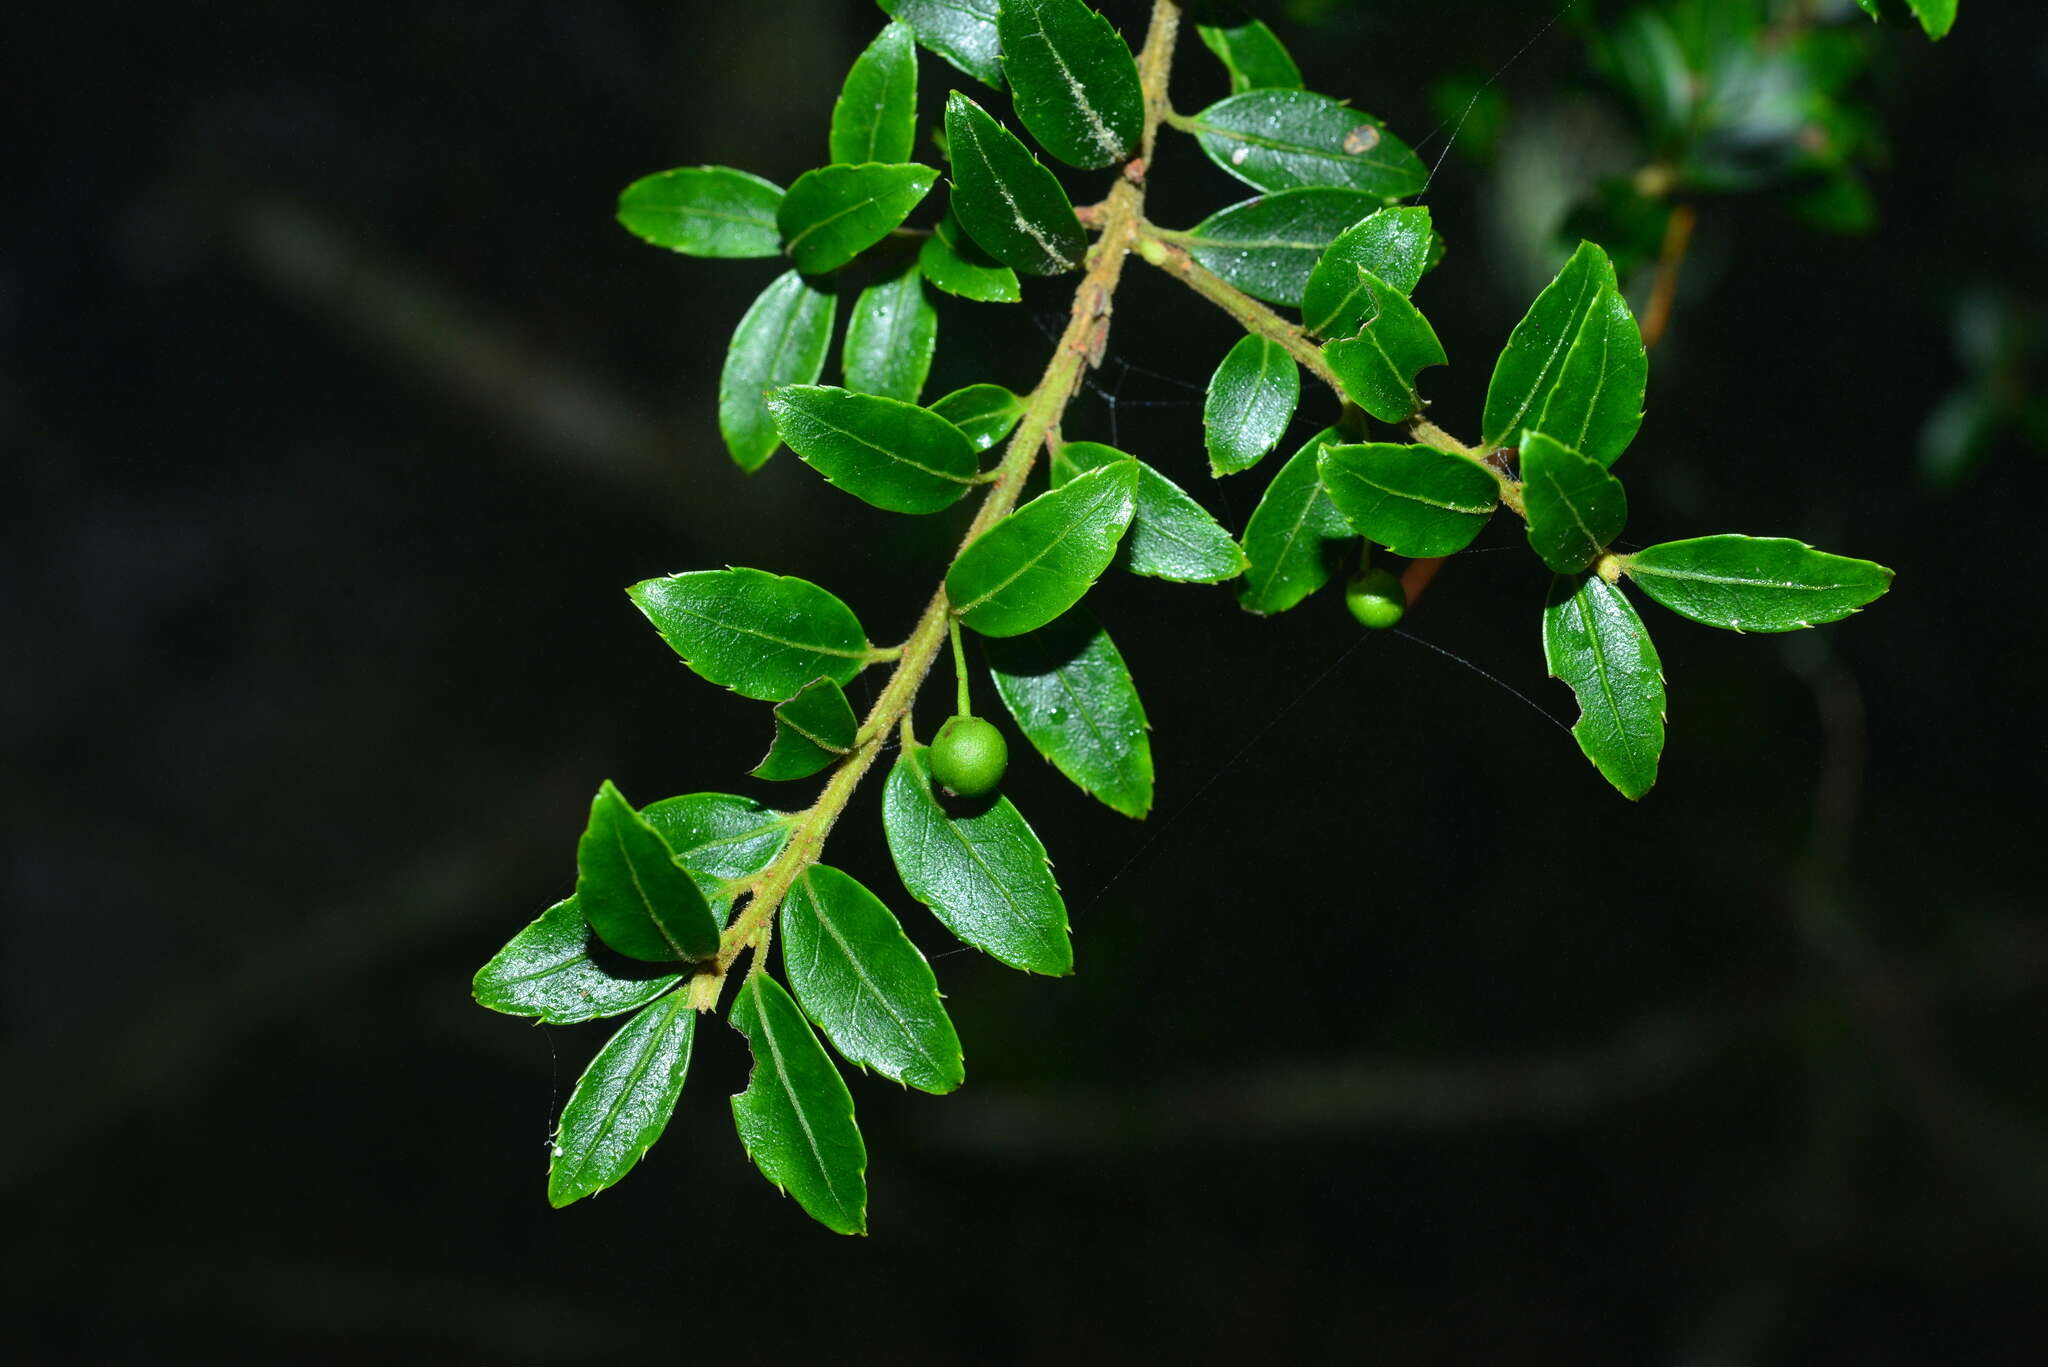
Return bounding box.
[1131,214,1527,615]
[1129,220,1515,504]
[706,0,1186,986]
[1132,224,1340,391]
[1640,201,1696,351]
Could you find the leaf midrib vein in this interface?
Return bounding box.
[802,871,945,1076]
[750,977,847,1211]
[952,477,1122,615]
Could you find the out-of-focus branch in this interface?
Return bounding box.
[230,195,678,492]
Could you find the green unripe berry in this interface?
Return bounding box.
[1345,567,1407,629]
[929,715,1007,798]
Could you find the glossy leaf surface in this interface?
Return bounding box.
[640,792,793,927]
[640,793,793,889]
[984,608,1153,818]
[842,261,938,402]
[719,271,836,472]
[782,864,964,1093]
[473,897,681,1025]
[753,676,859,782]
[1188,91,1426,198]
[1544,572,1665,800]
[1204,334,1300,476]
[831,22,919,165]
[929,383,1024,452]
[996,0,1144,170]
[628,567,869,702]
[1055,441,1246,583]
[1623,536,1894,632]
[1318,442,1498,558]
[1181,187,1381,307]
[882,0,1003,87]
[1520,431,1629,573]
[1322,268,1447,422]
[616,166,784,259]
[1301,206,1434,337]
[944,93,1088,275]
[1238,426,1356,616]
[947,460,1139,636]
[729,972,867,1236]
[919,212,1022,302]
[1535,284,1646,467]
[1481,241,1616,453]
[548,991,695,1207]
[576,781,720,963]
[777,163,936,275]
[767,384,977,514]
[1195,17,1303,92]
[882,746,1073,973]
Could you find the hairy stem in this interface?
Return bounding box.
[1133,192,1544,615]
[949,618,971,717]
[1132,225,1340,390]
[707,0,1185,987]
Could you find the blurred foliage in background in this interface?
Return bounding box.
[7,0,2045,1361]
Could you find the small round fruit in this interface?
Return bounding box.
[1345,567,1407,629]
[929,715,1008,798]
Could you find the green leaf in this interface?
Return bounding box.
[1321,268,1448,423]
[929,383,1024,452]
[1906,0,1957,39]
[627,567,870,702]
[1180,187,1382,307]
[1203,335,1300,477]
[1519,431,1629,574]
[639,792,794,898]
[1195,17,1304,93]
[1300,206,1434,337]
[576,781,721,963]
[1853,0,1880,20]
[473,898,683,1025]
[996,0,1144,170]
[881,0,1003,88]
[1543,571,1666,801]
[1186,90,1427,199]
[776,163,936,275]
[719,270,837,472]
[782,864,965,1093]
[547,991,696,1207]
[983,607,1153,818]
[1055,441,1247,584]
[729,971,867,1236]
[918,212,1022,302]
[753,677,860,782]
[1534,283,1646,467]
[841,261,938,403]
[1481,241,1617,453]
[767,384,977,514]
[882,745,1073,972]
[1317,442,1498,558]
[943,93,1088,276]
[615,166,785,259]
[477,798,791,1023]
[946,460,1140,637]
[1595,12,1693,146]
[1621,536,1894,632]
[831,23,919,165]
[1237,426,1357,616]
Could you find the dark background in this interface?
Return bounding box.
[8,1,2045,1361]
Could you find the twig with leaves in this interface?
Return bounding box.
[474,0,1896,1234]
